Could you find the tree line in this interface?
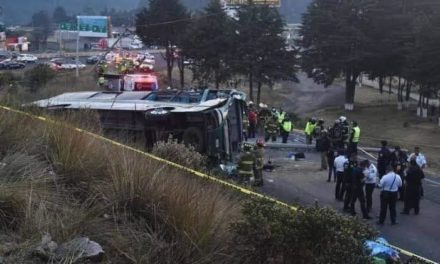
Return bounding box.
[299,0,440,112]
[136,0,297,104]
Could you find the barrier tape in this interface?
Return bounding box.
[0,105,437,264]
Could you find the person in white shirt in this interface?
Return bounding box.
[362,160,377,213]
[407,146,427,169]
[334,151,348,201]
[377,166,402,225]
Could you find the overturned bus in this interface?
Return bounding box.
[33,89,247,161]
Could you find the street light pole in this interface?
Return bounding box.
[76,16,80,77]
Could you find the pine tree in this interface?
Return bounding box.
[136,0,190,85]
[181,0,235,89]
[299,0,370,110]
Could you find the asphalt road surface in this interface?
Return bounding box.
[255,136,440,262]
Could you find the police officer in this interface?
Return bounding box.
[253,139,265,186]
[237,143,256,184]
[349,160,371,219]
[334,150,348,200]
[304,117,317,145]
[281,116,293,144]
[348,121,361,156]
[265,115,279,142]
[377,140,391,179]
[391,146,408,200]
[343,154,357,212]
[377,165,402,225]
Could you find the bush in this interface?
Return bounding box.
[231,199,377,264]
[152,138,207,170]
[25,64,55,93]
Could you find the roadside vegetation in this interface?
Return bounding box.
[0,100,384,263]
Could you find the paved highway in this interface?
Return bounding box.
[251,135,440,262]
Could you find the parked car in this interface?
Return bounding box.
[16,54,38,63]
[60,62,86,70]
[86,55,104,64]
[43,61,61,72]
[0,60,26,70]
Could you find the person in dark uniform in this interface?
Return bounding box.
[342,154,356,212]
[334,150,348,200]
[401,160,425,215]
[314,119,325,151]
[391,146,408,200]
[349,161,371,219]
[318,130,330,171]
[327,148,336,182]
[377,140,391,179]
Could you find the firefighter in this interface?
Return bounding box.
[253,138,265,186]
[248,102,257,139]
[237,143,256,183]
[281,115,293,144]
[329,119,343,149]
[257,104,271,136]
[242,111,250,141]
[265,115,279,142]
[340,116,350,148]
[97,76,105,88]
[304,117,317,145]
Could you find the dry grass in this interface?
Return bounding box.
[0,109,241,263]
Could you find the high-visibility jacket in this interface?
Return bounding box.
[278,112,286,124]
[253,148,264,170]
[304,122,316,136]
[351,126,361,143]
[238,152,255,176]
[282,120,293,132]
[98,77,105,85]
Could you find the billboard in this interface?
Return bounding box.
[224,0,280,6]
[77,16,110,38]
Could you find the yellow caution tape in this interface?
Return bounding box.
[0,105,437,264]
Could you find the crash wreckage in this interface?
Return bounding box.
[33,89,247,161]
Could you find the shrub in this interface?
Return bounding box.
[25,64,55,93]
[152,138,207,170]
[231,199,377,264]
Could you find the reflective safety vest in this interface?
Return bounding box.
[304,122,316,136]
[282,121,293,132]
[242,115,250,132]
[278,112,286,124]
[238,152,255,176]
[98,77,105,85]
[352,126,361,143]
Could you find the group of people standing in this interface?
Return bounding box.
[330,141,426,225]
[242,102,294,144]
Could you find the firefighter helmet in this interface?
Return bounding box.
[256,138,266,147]
[242,142,253,151]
